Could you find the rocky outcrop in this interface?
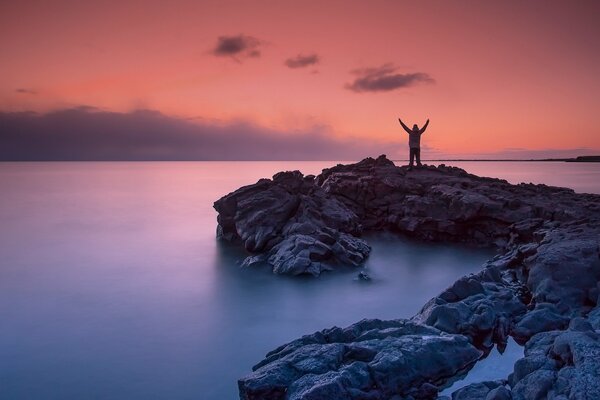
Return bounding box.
[239,319,482,400]
[215,169,370,276]
[215,155,599,277]
[509,318,600,399]
[214,156,600,399]
[413,263,528,354]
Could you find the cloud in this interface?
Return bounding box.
[15,88,37,95]
[284,53,320,69]
[0,107,399,161]
[212,34,262,60]
[346,64,434,93]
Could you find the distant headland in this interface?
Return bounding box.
[565,155,600,162]
[416,155,600,162]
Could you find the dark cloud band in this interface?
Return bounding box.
[0,107,397,161]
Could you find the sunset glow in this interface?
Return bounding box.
[1,0,599,159]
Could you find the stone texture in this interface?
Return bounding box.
[510,319,600,399]
[449,380,508,400]
[239,319,482,400]
[214,156,600,399]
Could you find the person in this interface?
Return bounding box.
[398,118,429,169]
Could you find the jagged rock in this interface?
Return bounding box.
[214,167,369,276]
[238,319,482,400]
[215,155,600,278]
[510,318,600,399]
[523,225,600,315]
[214,156,600,398]
[414,265,528,353]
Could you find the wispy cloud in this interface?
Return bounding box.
[346,64,434,93]
[284,53,319,69]
[211,34,262,61]
[15,88,37,95]
[0,107,399,161]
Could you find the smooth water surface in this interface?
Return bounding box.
[440,160,600,194]
[1,161,598,399]
[440,337,523,395]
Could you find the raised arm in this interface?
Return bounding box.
[398,118,412,134]
[419,119,430,134]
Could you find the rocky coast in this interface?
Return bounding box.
[214,155,600,399]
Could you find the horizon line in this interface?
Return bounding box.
[1,157,598,163]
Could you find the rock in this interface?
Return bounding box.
[214,169,369,276]
[512,303,570,344]
[213,156,600,398]
[449,380,507,400]
[512,369,556,400]
[357,270,371,281]
[510,320,600,399]
[239,319,482,400]
[486,386,512,400]
[523,226,600,315]
[586,307,600,330]
[215,155,600,279]
[414,266,527,353]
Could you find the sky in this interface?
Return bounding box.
[1,0,599,160]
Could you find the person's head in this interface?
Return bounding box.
[412,124,419,131]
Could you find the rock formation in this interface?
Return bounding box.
[214,155,600,399]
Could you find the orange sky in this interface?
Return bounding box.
[1,0,599,158]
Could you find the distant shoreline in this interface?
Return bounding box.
[427,156,600,162]
[1,156,599,162]
[399,156,600,163]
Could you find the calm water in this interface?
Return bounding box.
[1,161,599,399]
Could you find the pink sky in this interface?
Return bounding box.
[1,0,599,159]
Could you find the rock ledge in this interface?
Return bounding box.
[213,156,600,399]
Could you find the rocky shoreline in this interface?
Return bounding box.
[214,156,600,399]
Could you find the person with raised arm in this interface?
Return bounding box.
[398,118,429,170]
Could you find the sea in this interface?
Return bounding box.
[1,160,599,399]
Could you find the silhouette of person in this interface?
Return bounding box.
[398,118,429,169]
